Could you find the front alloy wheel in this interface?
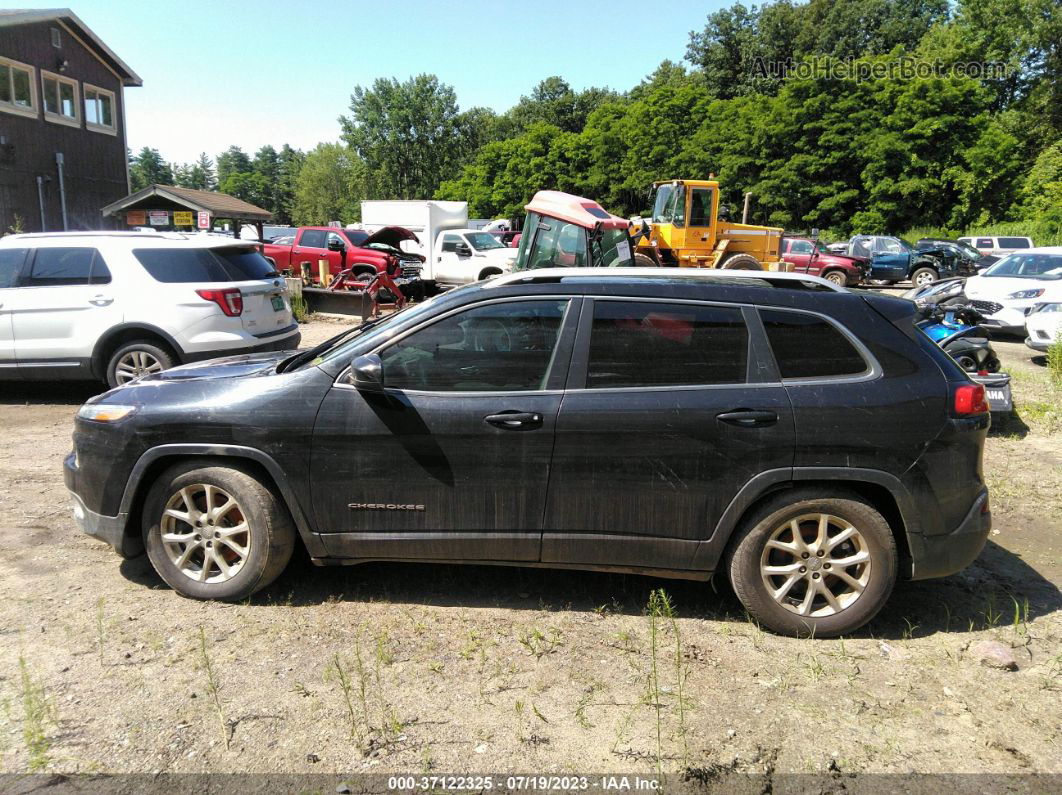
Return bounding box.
[161,484,250,583]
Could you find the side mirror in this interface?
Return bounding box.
[350,353,384,392]
[327,238,346,253]
[456,242,472,257]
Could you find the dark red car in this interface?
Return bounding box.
[263,226,424,282]
[782,237,869,286]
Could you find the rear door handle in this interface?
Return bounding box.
[89,295,113,306]
[485,411,543,430]
[716,409,778,427]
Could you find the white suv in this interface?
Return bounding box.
[0,232,300,387]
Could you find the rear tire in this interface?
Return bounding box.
[633,253,659,267]
[821,269,847,286]
[142,462,296,601]
[719,253,763,271]
[106,340,175,388]
[725,489,897,637]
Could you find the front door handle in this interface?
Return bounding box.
[485,411,543,430]
[716,409,778,427]
[89,295,113,306]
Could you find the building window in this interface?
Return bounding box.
[84,84,115,133]
[0,57,37,118]
[51,27,62,48]
[41,70,79,127]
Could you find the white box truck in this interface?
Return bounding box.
[360,200,515,291]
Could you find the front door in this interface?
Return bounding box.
[434,233,463,284]
[9,246,120,376]
[310,297,578,562]
[684,186,716,260]
[542,298,795,571]
[291,229,334,278]
[783,239,815,274]
[869,237,910,281]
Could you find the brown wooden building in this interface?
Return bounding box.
[0,8,141,233]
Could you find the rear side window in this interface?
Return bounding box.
[299,229,327,248]
[133,247,278,283]
[976,238,993,248]
[998,237,1031,249]
[587,301,748,388]
[26,247,111,286]
[760,309,867,379]
[0,248,27,288]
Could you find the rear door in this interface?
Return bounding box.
[10,246,120,374]
[0,247,26,375]
[542,298,795,572]
[869,237,909,281]
[310,297,578,562]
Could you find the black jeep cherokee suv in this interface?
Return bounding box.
[65,269,992,637]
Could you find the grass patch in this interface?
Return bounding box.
[18,655,54,771]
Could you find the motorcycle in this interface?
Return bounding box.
[914,300,1012,412]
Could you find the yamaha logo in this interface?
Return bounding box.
[348,503,426,512]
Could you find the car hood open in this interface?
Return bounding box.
[363,226,419,248]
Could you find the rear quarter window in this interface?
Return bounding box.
[998,237,1031,249]
[760,309,868,379]
[133,247,277,283]
[0,248,27,288]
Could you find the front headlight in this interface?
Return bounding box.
[77,404,138,423]
[1008,288,1045,300]
[1031,302,1062,314]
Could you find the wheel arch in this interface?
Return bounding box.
[117,444,325,558]
[477,266,503,281]
[695,468,916,578]
[91,323,184,380]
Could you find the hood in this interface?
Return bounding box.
[139,350,294,382]
[964,275,1056,300]
[363,226,419,248]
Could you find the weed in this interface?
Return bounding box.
[1048,331,1062,387]
[611,703,636,754]
[460,629,483,660]
[290,681,313,698]
[428,661,444,674]
[531,703,549,723]
[575,686,595,729]
[290,293,310,323]
[803,653,826,681]
[981,595,1002,629]
[326,653,361,742]
[197,628,229,748]
[517,626,563,658]
[901,617,919,641]
[18,656,53,771]
[1011,595,1031,641]
[95,597,106,666]
[375,630,395,667]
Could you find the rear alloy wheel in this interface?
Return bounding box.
[911,267,938,288]
[143,462,295,601]
[726,490,897,637]
[822,270,847,286]
[106,340,174,388]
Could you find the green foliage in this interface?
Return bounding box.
[292,142,364,225]
[129,147,173,191]
[1048,333,1062,387]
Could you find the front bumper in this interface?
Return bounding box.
[1026,336,1051,352]
[65,452,140,558]
[908,489,991,580]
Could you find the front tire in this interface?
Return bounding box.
[143,462,296,601]
[719,253,763,271]
[633,253,659,267]
[726,489,897,637]
[106,340,175,388]
[910,267,938,288]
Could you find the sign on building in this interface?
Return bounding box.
[148,210,169,227]
[126,210,146,225]
[197,211,211,229]
[173,211,193,226]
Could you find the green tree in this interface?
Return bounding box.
[340,74,481,199]
[275,144,305,225]
[292,142,363,225]
[216,145,252,185]
[218,171,269,208]
[506,76,618,134]
[173,152,216,191]
[129,147,173,191]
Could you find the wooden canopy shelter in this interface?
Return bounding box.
[101,184,272,239]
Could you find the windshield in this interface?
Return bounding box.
[465,232,505,251]
[314,287,470,366]
[983,253,1062,279]
[651,184,685,225]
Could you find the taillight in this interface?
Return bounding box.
[953,383,989,416]
[196,288,243,317]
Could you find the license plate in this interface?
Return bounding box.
[270,294,284,311]
[985,386,1013,412]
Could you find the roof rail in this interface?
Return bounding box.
[485,267,847,292]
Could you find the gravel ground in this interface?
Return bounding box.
[0,308,1059,783]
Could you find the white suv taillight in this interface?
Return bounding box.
[196,288,243,317]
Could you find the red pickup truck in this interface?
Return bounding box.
[781,237,869,286]
[263,226,424,283]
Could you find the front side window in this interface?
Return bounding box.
[465,232,505,251]
[877,237,905,254]
[326,232,346,249]
[26,248,110,287]
[0,57,36,115]
[789,240,814,255]
[760,309,867,379]
[84,84,115,131]
[586,301,748,389]
[343,229,368,247]
[525,219,588,269]
[441,234,460,253]
[42,71,78,124]
[379,300,568,392]
[689,187,712,227]
[592,227,633,267]
[299,230,327,249]
[0,248,27,288]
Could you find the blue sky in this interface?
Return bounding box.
[31,0,725,165]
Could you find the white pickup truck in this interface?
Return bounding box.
[433,228,516,288]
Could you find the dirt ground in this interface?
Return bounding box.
[0,308,1059,785]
